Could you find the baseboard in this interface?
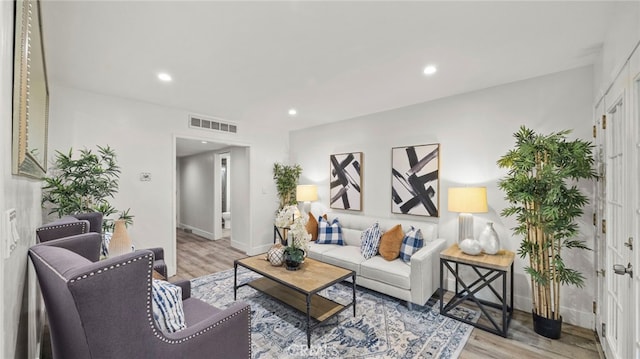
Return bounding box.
[178,224,215,240]
[248,242,273,256]
[231,239,253,254]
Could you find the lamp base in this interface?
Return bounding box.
[298,201,312,218]
[458,213,474,243]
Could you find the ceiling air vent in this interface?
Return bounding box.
[189,114,237,134]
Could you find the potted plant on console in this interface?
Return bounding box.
[497,126,595,339]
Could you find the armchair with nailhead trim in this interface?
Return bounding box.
[36,212,168,278]
[28,235,251,359]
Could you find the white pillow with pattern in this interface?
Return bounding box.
[360,222,382,259]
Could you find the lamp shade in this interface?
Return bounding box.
[296,185,318,202]
[447,187,488,213]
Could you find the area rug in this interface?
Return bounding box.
[191,268,478,359]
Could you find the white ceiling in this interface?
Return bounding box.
[41,1,615,139]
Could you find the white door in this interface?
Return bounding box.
[602,63,632,359]
[594,100,607,348]
[631,49,640,359]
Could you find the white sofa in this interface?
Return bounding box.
[306,212,447,308]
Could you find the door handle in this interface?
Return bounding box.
[613,263,633,278]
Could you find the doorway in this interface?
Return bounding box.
[173,136,251,278]
[220,152,231,238]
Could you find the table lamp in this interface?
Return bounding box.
[296,184,318,215]
[448,187,488,244]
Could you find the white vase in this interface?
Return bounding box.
[459,238,482,255]
[478,222,500,255]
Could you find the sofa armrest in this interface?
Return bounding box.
[409,238,448,306]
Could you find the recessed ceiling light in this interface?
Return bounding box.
[288,108,297,116]
[157,72,172,82]
[201,141,208,144]
[423,65,437,75]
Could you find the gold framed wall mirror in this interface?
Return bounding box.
[12,0,49,178]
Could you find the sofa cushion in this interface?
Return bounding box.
[399,226,424,262]
[182,297,220,327]
[316,217,344,245]
[360,222,382,259]
[321,246,366,273]
[360,256,411,290]
[378,224,404,261]
[306,241,342,260]
[152,279,186,333]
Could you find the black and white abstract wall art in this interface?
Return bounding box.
[391,144,440,217]
[330,152,363,211]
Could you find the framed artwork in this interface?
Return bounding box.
[12,0,49,178]
[330,152,362,211]
[391,144,440,217]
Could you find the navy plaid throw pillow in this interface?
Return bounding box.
[400,226,423,262]
[316,217,344,245]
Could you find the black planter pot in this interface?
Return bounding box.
[284,249,303,271]
[532,311,562,339]
[284,259,301,271]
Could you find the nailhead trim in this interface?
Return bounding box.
[71,252,251,349]
[69,253,149,283]
[149,306,252,345]
[37,222,87,233]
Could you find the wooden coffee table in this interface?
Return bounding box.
[234,255,356,348]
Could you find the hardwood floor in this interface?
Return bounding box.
[171,228,246,281]
[448,289,604,359]
[175,229,603,358]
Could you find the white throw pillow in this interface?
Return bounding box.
[152,279,186,333]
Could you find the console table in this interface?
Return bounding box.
[439,244,514,337]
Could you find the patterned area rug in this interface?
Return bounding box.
[191,268,478,359]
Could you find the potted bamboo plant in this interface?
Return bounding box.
[497,126,595,339]
[272,162,302,209]
[41,145,133,232]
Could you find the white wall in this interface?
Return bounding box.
[290,66,595,328]
[230,146,251,250]
[1,1,45,358]
[594,1,640,101]
[177,147,244,240]
[48,85,290,276]
[178,151,216,238]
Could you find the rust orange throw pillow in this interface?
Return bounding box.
[378,224,404,261]
[306,212,327,241]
